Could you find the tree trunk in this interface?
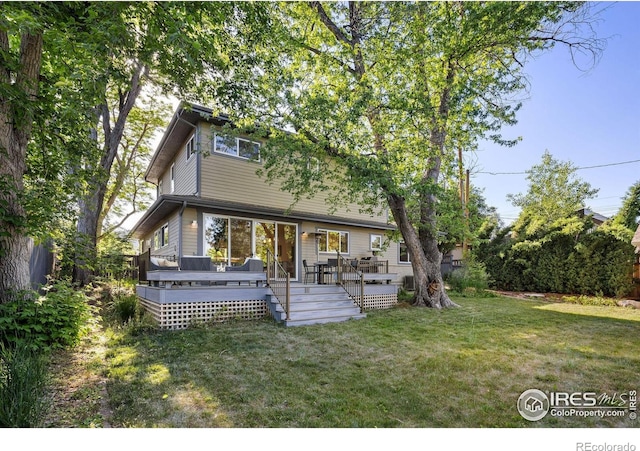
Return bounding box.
[73,190,102,286]
[388,193,458,309]
[0,29,43,302]
[410,60,457,309]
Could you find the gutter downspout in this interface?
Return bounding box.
[178,200,187,261]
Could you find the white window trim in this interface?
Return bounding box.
[398,240,411,264]
[317,228,350,254]
[370,233,383,251]
[170,164,175,193]
[154,223,169,250]
[202,213,298,280]
[213,133,261,161]
[186,134,196,162]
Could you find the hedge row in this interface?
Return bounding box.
[476,222,635,297]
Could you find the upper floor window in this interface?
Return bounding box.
[318,229,349,254]
[186,134,195,161]
[399,240,411,264]
[214,133,260,161]
[170,164,175,193]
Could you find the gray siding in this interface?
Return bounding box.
[182,208,199,256]
[157,131,198,196]
[143,212,180,259]
[299,221,413,283]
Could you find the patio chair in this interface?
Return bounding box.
[325,258,338,284]
[225,257,264,272]
[303,259,316,284]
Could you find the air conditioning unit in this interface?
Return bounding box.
[403,275,415,291]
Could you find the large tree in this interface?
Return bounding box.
[508,150,599,237]
[1,2,273,293]
[97,90,172,241]
[0,4,46,301]
[57,2,271,285]
[240,2,603,308]
[612,180,640,231]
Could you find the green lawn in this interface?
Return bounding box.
[64,295,640,427]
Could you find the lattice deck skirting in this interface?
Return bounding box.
[138,291,397,330]
[139,298,270,330]
[363,293,398,310]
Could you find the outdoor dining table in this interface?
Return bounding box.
[313,261,330,284]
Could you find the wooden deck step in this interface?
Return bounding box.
[267,284,365,327]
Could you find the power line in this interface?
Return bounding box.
[476,158,640,176]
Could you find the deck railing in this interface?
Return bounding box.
[266,250,291,321]
[358,259,389,274]
[337,253,364,313]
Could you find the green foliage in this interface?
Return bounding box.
[562,294,618,307]
[96,232,136,280]
[99,283,155,333]
[478,150,634,297]
[109,288,139,325]
[0,341,49,427]
[476,216,635,297]
[0,280,93,351]
[397,288,413,303]
[445,258,494,297]
[611,180,640,231]
[508,151,599,237]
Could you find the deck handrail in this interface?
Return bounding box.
[337,253,364,313]
[266,250,291,321]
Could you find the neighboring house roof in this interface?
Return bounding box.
[145,102,228,184]
[577,208,608,225]
[130,194,395,239]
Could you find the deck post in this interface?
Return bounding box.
[360,274,365,313]
[285,273,291,321]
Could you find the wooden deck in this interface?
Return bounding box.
[136,280,398,329]
[145,270,266,286]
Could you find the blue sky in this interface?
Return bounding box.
[471,1,640,224]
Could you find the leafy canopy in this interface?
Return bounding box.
[612,180,640,231]
[508,151,599,236]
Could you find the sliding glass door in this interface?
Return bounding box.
[276,223,296,277]
[203,214,297,279]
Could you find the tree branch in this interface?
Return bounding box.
[298,41,357,76]
[308,1,352,46]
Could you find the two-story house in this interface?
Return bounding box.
[131,102,412,328]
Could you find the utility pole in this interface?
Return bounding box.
[458,148,469,255]
[463,169,470,255]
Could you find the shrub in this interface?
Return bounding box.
[0,280,93,352]
[99,283,156,333]
[476,217,636,297]
[446,258,493,296]
[113,289,138,324]
[0,342,49,427]
[562,294,618,307]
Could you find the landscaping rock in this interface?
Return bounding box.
[616,299,640,309]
